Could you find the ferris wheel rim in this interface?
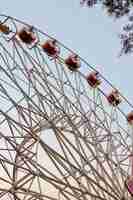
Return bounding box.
[0,13,132,114]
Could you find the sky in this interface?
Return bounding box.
[1,0,133,103]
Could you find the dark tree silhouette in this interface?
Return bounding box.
[80,0,133,55]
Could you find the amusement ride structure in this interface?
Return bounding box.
[0,14,132,200]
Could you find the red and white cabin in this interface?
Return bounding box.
[65,54,80,71]
[18,27,36,44]
[86,71,101,88]
[107,90,121,106]
[127,111,133,125]
[41,39,60,58]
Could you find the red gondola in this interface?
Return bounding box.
[41,39,60,58]
[127,111,133,125]
[86,71,101,88]
[65,54,80,71]
[18,27,36,44]
[107,90,121,106]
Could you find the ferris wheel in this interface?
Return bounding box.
[0,14,133,200]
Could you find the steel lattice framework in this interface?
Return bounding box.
[0,14,132,200]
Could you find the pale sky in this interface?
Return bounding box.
[1,0,133,103]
